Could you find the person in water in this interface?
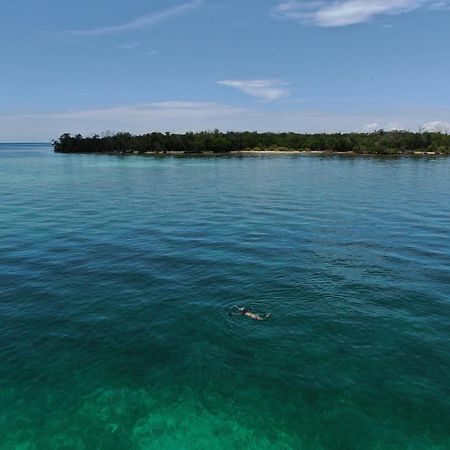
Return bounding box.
[229,306,271,321]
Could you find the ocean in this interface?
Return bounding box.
[1,143,449,449]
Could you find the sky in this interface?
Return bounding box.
[1,0,450,141]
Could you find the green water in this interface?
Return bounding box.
[1,144,449,449]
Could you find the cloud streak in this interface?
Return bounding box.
[421,121,450,132]
[2,102,450,141]
[217,80,290,101]
[68,0,202,36]
[273,0,450,27]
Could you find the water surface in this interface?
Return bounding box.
[1,144,449,449]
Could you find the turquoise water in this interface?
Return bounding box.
[1,143,450,449]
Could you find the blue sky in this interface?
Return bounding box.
[1,0,450,140]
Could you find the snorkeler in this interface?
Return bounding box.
[228,306,271,321]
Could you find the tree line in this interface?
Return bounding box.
[53,130,450,155]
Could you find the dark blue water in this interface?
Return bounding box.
[1,143,450,449]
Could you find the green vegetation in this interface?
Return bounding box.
[53,130,450,155]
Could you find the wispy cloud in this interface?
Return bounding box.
[3,102,450,141]
[421,121,450,132]
[117,42,157,56]
[363,122,380,132]
[363,122,405,132]
[273,0,450,27]
[67,0,203,36]
[0,102,247,141]
[217,79,290,101]
[385,122,403,131]
[118,42,141,50]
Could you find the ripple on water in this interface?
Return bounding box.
[1,146,450,449]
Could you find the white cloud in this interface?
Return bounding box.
[363,120,450,133]
[0,102,247,141]
[217,80,290,101]
[421,121,450,132]
[363,123,380,132]
[386,122,405,131]
[273,0,450,27]
[67,0,202,36]
[362,122,405,131]
[2,102,450,141]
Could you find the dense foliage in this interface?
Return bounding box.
[53,130,450,155]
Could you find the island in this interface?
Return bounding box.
[53,130,450,155]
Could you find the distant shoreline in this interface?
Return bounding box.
[55,149,445,157]
[53,131,450,156]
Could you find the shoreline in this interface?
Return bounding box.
[55,149,445,157]
[53,131,450,156]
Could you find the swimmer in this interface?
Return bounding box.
[228,306,271,321]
